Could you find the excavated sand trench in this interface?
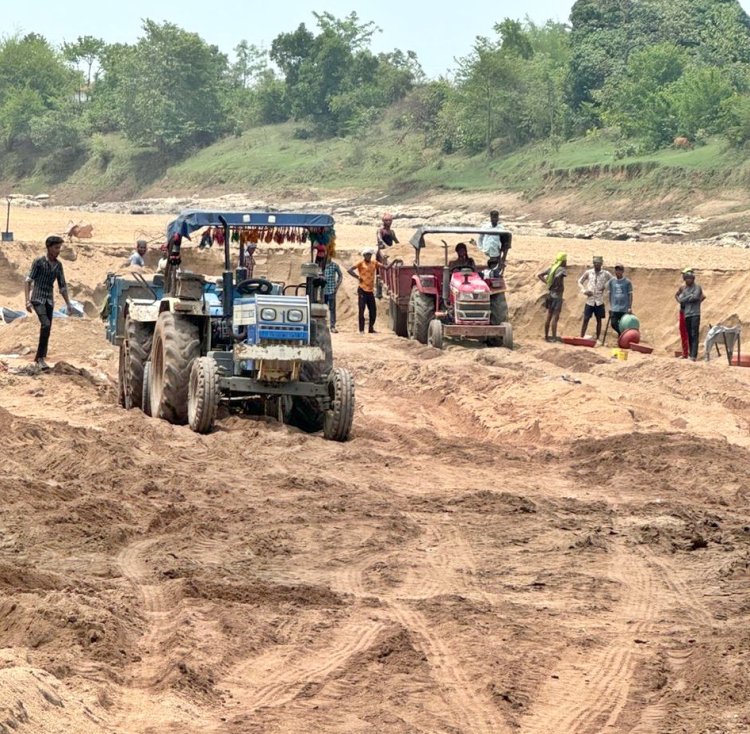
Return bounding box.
[0,206,750,733]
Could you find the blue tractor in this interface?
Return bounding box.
[104,211,354,440]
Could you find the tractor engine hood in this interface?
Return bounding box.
[450,271,490,298]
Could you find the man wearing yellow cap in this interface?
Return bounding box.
[577,255,613,341]
[537,252,567,342]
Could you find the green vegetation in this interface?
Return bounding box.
[2,1,750,201]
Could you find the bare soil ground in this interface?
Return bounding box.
[1,204,750,733]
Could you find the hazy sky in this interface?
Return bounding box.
[4,1,750,78]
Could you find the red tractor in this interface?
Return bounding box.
[378,227,512,349]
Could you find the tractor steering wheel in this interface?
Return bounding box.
[237,278,274,295]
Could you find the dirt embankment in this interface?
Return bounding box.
[0,204,750,733]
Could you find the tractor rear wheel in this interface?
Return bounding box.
[288,315,331,432]
[427,319,444,350]
[490,292,509,324]
[118,342,126,407]
[150,311,200,425]
[121,317,153,410]
[324,367,355,441]
[264,395,293,424]
[407,289,435,344]
[488,293,510,347]
[188,356,219,433]
[311,317,333,373]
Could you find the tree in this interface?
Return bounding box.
[598,43,688,148]
[96,21,230,154]
[63,35,105,93]
[0,33,79,151]
[269,12,417,136]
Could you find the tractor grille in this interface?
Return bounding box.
[456,301,490,322]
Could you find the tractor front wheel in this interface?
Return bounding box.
[188,356,219,434]
[324,367,355,441]
[427,319,444,350]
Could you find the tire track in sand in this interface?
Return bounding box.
[219,618,386,712]
[114,538,202,732]
[389,601,509,734]
[520,545,659,734]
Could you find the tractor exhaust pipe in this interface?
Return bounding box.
[442,266,450,305]
[219,215,233,318]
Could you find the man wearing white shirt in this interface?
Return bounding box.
[577,256,613,340]
[477,209,510,268]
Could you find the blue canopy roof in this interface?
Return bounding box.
[167,211,335,240]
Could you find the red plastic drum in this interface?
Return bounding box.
[618,328,641,349]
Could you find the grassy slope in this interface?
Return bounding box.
[13,117,750,219]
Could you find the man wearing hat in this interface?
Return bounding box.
[577,256,613,340]
[607,263,633,335]
[347,248,378,334]
[675,269,705,361]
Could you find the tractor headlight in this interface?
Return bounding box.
[287,309,304,323]
[260,308,277,321]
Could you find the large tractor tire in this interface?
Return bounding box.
[149,311,200,425]
[188,356,219,434]
[490,292,509,325]
[427,318,444,350]
[119,317,153,410]
[324,367,355,441]
[287,315,332,432]
[501,322,513,350]
[407,289,435,344]
[390,298,408,338]
[311,316,333,373]
[118,342,127,408]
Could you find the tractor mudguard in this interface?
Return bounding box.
[411,273,439,296]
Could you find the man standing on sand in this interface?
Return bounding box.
[24,235,75,371]
[577,256,613,341]
[478,209,510,269]
[676,269,705,361]
[347,248,378,334]
[538,252,567,342]
[322,249,343,333]
[607,264,633,335]
[128,239,148,267]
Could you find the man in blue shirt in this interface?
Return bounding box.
[607,263,633,335]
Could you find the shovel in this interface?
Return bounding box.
[600,315,610,346]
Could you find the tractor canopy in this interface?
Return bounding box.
[167,211,335,241]
[409,226,512,251]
